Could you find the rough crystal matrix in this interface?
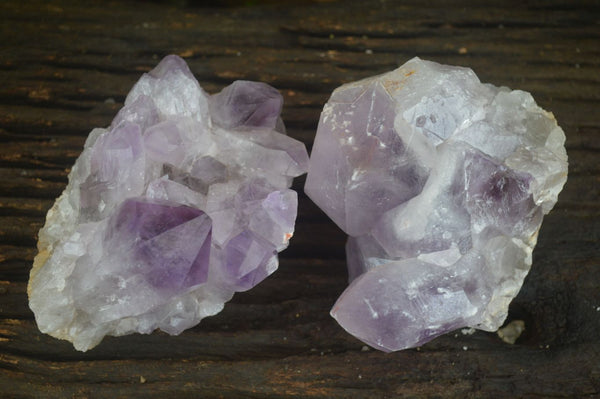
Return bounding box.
[29,55,308,351]
[305,57,567,352]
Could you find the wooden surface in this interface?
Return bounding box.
[1,0,599,397]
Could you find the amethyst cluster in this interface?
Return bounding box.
[30,55,567,353]
[29,55,308,351]
[305,57,568,351]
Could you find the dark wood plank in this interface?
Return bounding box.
[0,0,599,397]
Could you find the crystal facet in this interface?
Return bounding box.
[29,55,309,351]
[305,57,568,352]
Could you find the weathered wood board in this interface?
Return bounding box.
[0,0,599,397]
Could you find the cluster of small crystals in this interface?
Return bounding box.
[305,57,567,352]
[28,55,308,351]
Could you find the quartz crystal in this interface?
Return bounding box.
[305,57,567,352]
[29,55,309,351]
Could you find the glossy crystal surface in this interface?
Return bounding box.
[29,55,308,351]
[305,57,568,352]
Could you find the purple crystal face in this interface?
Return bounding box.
[210,80,284,131]
[305,57,568,352]
[79,122,145,221]
[70,198,212,324]
[305,82,428,236]
[29,55,309,351]
[107,198,211,291]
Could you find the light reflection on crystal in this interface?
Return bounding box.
[29,55,308,351]
[305,57,568,352]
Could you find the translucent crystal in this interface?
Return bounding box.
[305,57,567,352]
[29,55,309,351]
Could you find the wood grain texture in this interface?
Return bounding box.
[0,0,599,397]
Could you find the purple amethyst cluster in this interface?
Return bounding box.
[305,57,567,351]
[29,55,308,351]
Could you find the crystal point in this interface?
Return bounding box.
[29,55,308,351]
[306,57,568,351]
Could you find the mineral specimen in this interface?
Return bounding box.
[29,55,309,351]
[305,57,567,352]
